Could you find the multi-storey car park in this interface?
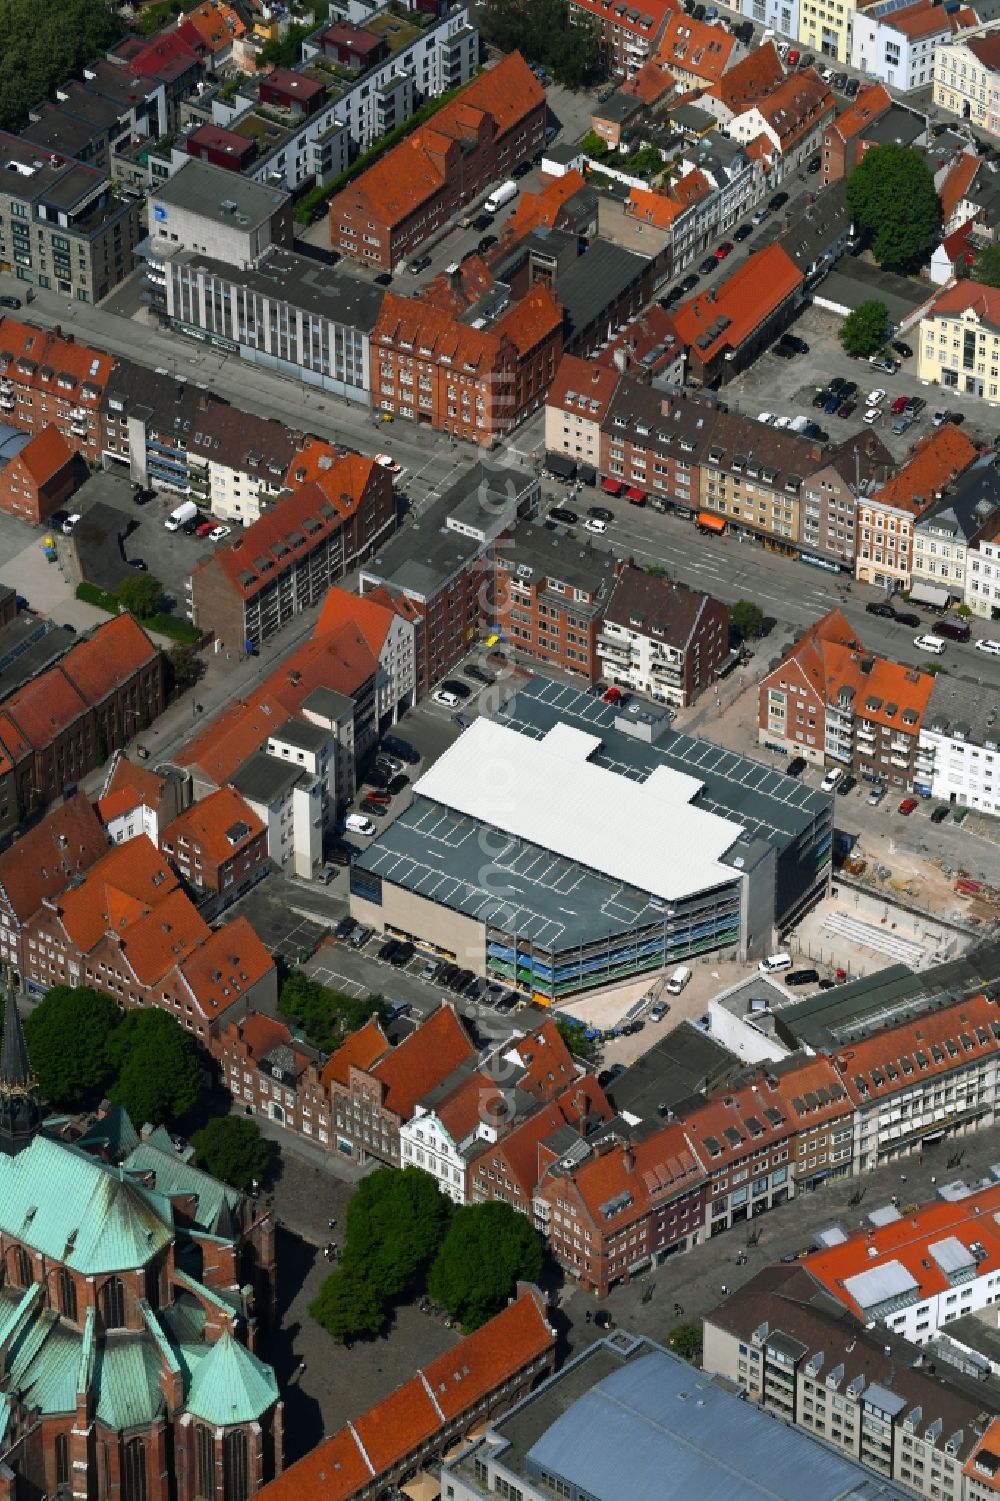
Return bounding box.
[349,676,833,1003]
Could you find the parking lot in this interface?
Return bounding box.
[725,302,997,462]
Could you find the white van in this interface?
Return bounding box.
[914,633,946,655]
[345,813,376,836]
[759,952,792,974]
[821,766,843,792]
[666,965,692,995]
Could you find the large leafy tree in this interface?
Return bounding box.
[23,986,119,1108]
[108,1009,202,1125]
[117,575,163,621]
[191,1116,272,1192]
[342,1167,452,1300]
[846,145,939,271]
[971,246,1000,287]
[279,970,384,1052]
[484,0,601,87]
[0,0,123,134]
[428,1201,544,1330]
[729,600,764,642]
[839,299,891,357]
[309,1268,389,1344]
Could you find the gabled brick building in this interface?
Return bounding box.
[466,1076,613,1214]
[681,1067,797,1236]
[0,424,84,524]
[160,786,267,894]
[329,53,546,270]
[0,793,108,982]
[855,423,979,590]
[187,456,394,653]
[0,319,112,463]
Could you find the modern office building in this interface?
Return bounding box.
[350,675,832,1002]
[145,159,293,268]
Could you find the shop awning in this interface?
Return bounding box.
[626,486,646,502]
[696,511,726,534]
[601,477,624,496]
[545,451,576,479]
[401,1476,440,1501]
[909,581,950,609]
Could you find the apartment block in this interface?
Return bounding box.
[0,319,112,463]
[146,159,293,267]
[966,511,1000,620]
[818,83,893,186]
[855,425,979,591]
[916,674,1000,812]
[597,561,729,707]
[0,424,84,524]
[724,69,835,169]
[934,35,1000,132]
[159,784,267,894]
[912,456,1000,603]
[544,357,623,473]
[758,608,935,787]
[851,5,948,92]
[919,281,1000,400]
[329,52,545,270]
[187,457,395,653]
[567,0,675,75]
[493,519,618,680]
[0,134,141,303]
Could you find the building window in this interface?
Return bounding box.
[122,1438,147,1501]
[196,1425,216,1501]
[59,1266,78,1322]
[223,1430,248,1501]
[13,1245,31,1287]
[55,1432,70,1489]
[100,1275,126,1329]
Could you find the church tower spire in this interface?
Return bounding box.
[0,989,40,1155]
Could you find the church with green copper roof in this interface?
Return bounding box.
[0,993,283,1501]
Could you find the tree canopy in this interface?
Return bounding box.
[971,246,1000,287]
[729,600,764,642]
[117,574,163,620]
[23,986,119,1107]
[309,1267,390,1344]
[0,0,123,134]
[667,1322,703,1362]
[484,0,601,88]
[108,1008,202,1125]
[279,970,385,1052]
[427,1200,544,1330]
[192,1116,272,1191]
[342,1167,452,1300]
[846,145,939,271]
[838,299,890,358]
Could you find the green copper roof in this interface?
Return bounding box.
[121,1141,243,1237]
[184,1329,279,1427]
[93,1338,165,1430]
[0,1137,173,1274]
[76,1105,140,1159]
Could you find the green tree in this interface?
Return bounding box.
[23,986,119,1107]
[428,1200,544,1330]
[166,642,202,695]
[0,0,123,134]
[580,129,609,158]
[116,574,163,620]
[279,970,384,1051]
[108,1009,201,1125]
[309,1267,389,1343]
[342,1167,451,1300]
[483,0,600,87]
[628,144,663,175]
[846,145,939,271]
[729,600,764,642]
[555,1017,594,1061]
[667,1321,702,1362]
[971,245,1000,287]
[258,22,311,68]
[191,1116,272,1192]
[838,299,890,358]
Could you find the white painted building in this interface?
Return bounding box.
[851,0,950,93]
[965,515,1000,620]
[229,736,326,881]
[915,676,1000,813]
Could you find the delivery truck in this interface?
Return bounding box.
[484,179,518,214]
[165,500,198,531]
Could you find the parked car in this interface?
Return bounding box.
[975,637,1000,655]
[836,400,857,419]
[824,392,842,413]
[388,941,414,968]
[837,774,857,795]
[335,916,357,940]
[866,602,895,618]
[807,153,821,172]
[195,519,215,537]
[867,784,887,806]
[471,212,493,231]
[774,343,797,360]
[786,47,800,65]
[894,612,921,628]
[867,388,886,406]
[407,254,432,274]
[463,663,495,683]
[844,77,860,97]
[349,924,373,948]
[714,240,734,259]
[931,805,950,823]
[440,678,472,699]
[786,755,807,777]
[898,797,919,815]
[780,334,809,355]
[733,224,753,241]
[359,798,389,817]
[378,938,400,962]
[892,340,914,359]
[770,191,789,210]
[585,517,608,534]
[698,255,718,275]
[128,558,148,571]
[678,273,699,293]
[549,507,578,525]
[588,505,614,522]
[892,417,912,436]
[208,525,230,542]
[478,234,498,253]
[913,634,946,655]
[431,688,460,708]
[831,71,848,89]
[0,295,21,309]
[382,735,419,764]
[785,968,820,986]
[812,390,830,409]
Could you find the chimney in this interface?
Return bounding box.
[623,1139,636,1173]
[53,325,61,339]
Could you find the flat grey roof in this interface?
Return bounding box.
[170,244,385,332]
[604,1020,740,1127]
[361,463,531,601]
[779,939,1000,1049]
[268,716,330,753]
[558,239,649,342]
[230,750,311,805]
[0,616,69,705]
[503,520,618,607]
[861,106,925,149]
[925,671,1000,746]
[449,1337,914,1501]
[495,676,830,849]
[818,261,932,323]
[301,685,353,722]
[152,159,289,228]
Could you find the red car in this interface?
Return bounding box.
[602,686,623,704]
[898,797,919,816]
[714,241,734,260]
[195,519,214,537]
[891,395,910,415]
[787,47,800,65]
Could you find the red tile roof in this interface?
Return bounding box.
[0,318,113,398]
[967,33,1000,69]
[320,1015,389,1088]
[54,835,179,953]
[337,53,543,229]
[680,1070,796,1173]
[829,990,1000,1111]
[930,278,1000,328]
[102,755,171,814]
[570,0,679,37]
[964,1419,1000,1491]
[179,917,275,1018]
[622,59,677,105]
[257,1289,553,1501]
[369,1003,475,1119]
[15,424,76,487]
[184,0,246,49]
[505,1019,579,1102]
[492,283,562,356]
[672,243,804,361]
[233,1012,293,1060]
[806,1170,1000,1320]
[940,153,980,225]
[0,794,108,924]
[313,585,397,655]
[565,1121,704,1223]
[744,68,835,150]
[373,292,508,376]
[655,12,738,81]
[498,169,588,248]
[60,613,159,705]
[469,1077,613,1204]
[706,40,783,112]
[160,787,264,868]
[546,354,622,419]
[825,82,892,143]
[627,168,712,229]
[870,423,978,517]
[120,885,210,985]
[881,0,952,38]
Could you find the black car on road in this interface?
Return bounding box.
[866,602,895,618]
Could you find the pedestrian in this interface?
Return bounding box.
[299,1359,306,1375]
[586,1310,592,1323]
